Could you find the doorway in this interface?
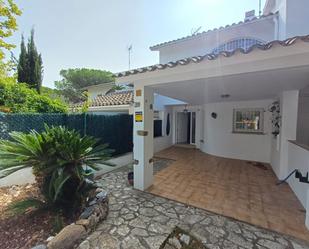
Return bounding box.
[176,111,196,145]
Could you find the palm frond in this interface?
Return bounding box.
[6,198,45,215]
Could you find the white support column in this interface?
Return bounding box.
[133,84,154,191]
[305,189,309,230]
[279,90,299,179]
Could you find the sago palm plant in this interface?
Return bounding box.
[0,125,113,215]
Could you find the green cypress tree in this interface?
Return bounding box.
[17,35,29,83]
[17,29,43,93]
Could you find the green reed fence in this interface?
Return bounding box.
[0,113,133,156]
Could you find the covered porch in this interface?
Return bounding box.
[116,36,309,241]
[149,146,309,241]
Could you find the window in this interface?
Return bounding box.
[233,108,264,134]
[154,120,163,137]
[212,38,264,54]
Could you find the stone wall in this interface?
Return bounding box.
[32,188,109,249]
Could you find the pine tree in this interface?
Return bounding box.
[17,29,43,93]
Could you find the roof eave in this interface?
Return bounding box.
[149,12,278,51]
[116,35,309,79]
[88,104,132,112]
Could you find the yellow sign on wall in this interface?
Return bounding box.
[136,89,142,97]
[135,112,143,122]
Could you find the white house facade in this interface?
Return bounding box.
[114,0,309,233]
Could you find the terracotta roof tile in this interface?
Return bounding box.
[74,90,133,108]
[115,35,309,78]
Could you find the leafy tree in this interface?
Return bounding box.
[0,0,22,61]
[0,0,21,78]
[41,86,65,101]
[17,29,43,93]
[55,68,115,103]
[0,77,67,113]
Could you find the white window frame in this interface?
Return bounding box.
[233,108,264,134]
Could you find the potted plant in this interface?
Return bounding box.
[128,171,134,185]
[83,167,95,180]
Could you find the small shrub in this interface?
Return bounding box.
[0,125,113,216]
[0,77,68,113]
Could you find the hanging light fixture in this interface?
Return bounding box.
[183,105,188,113]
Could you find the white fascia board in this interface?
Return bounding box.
[88,104,131,112]
[116,42,309,87]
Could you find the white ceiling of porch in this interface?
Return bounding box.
[151,66,309,105]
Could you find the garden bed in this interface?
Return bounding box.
[0,183,109,249]
[0,184,73,249]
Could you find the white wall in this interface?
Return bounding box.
[154,106,173,153]
[272,0,309,40]
[202,99,273,163]
[153,94,182,153]
[86,83,114,99]
[155,16,276,64]
[271,90,299,179]
[288,142,309,229]
[297,86,309,146]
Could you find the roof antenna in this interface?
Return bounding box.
[127,44,133,70]
[191,26,202,36]
[259,0,262,17]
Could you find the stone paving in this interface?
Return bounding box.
[77,164,309,249]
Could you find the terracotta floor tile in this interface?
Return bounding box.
[148,146,309,242]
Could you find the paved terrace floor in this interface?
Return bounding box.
[78,164,309,249]
[148,146,309,242]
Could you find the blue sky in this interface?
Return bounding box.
[9,0,266,88]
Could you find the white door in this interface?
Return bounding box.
[190,111,196,145]
[176,112,188,143]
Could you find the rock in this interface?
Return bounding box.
[79,206,95,219]
[31,245,47,249]
[162,244,175,249]
[95,188,104,193]
[180,233,191,245]
[76,219,90,229]
[88,200,97,206]
[257,239,285,249]
[116,225,130,237]
[122,235,143,249]
[139,207,159,217]
[183,214,204,225]
[227,232,253,249]
[144,236,167,249]
[98,234,119,248]
[46,236,54,242]
[148,223,171,234]
[77,240,90,249]
[87,214,97,229]
[168,237,182,249]
[47,224,87,249]
[96,191,108,201]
